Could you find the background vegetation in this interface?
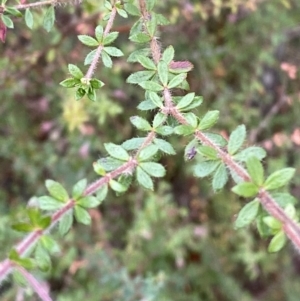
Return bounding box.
[1,0,300,300]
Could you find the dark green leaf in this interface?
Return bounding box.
[90,78,104,89]
[11,223,34,233]
[60,78,79,88]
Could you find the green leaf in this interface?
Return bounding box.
[95,25,104,41]
[212,163,228,191]
[228,125,246,155]
[127,48,151,63]
[153,112,166,128]
[96,184,108,202]
[77,196,101,208]
[43,6,55,32]
[124,3,140,16]
[137,99,157,110]
[74,206,91,225]
[68,64,83,79]
[183,112,198,128]
[146,0,157,10]
[104,46,123,57]
[268,231,286,253]
[197,146,218,160]
[155,126,173,136]
[45,179,69,202]
[35,244,51,271]
[234,199,260,229]
[198,110,219,130]
[78,35,99,47]
[116,8,128,18]
[264,168,295,190]
[167,73,187,89]
[284,204,296,219]
[39,196,65,211]
[84,49,97,65]
[137,56,156,70]
[263,216,282,230]
[136,166,154,190]
[109,179,127,192]
[11,223,34,233]
[139,162,166,177]
[156,13,170,25]
[246,157,264,186]
[146,13,157,36]
[176,93,195,110]
[127,70,155,84]
[87,87,96,101]
[154,138,176,155]
[103,31,119,45]
[233,146,266,162]
[194,161,220,178]
[58,209,73,235]
[204,133,227,147]
[75,88,86,100]
[90,78,104,89]
[180,95,203,111]
[72,179,87,199]
[101,51,113,68]
[174,125,194,136]
[139,81,163,92]
[158,60,169,86]
[122,137,146,150]
[104,143,129,161]
[25,9,33,29]
[148,91,163,108]
[97,157,124,171]
[38,216,51,229]
[162,45,174,64]
[1,15,14,28]
[9,249,20,261]
[60,78,79,88]
[130,33,151,43]
[41,236,60,254]
[5,7,22,17]
[271,192,297,208]
[27,208,40,225]
[104,0,112,10]
[138,145,159,161]
[130,116,152,131]
[232,182,259,197]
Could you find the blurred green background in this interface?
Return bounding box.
[1,0,300,300]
